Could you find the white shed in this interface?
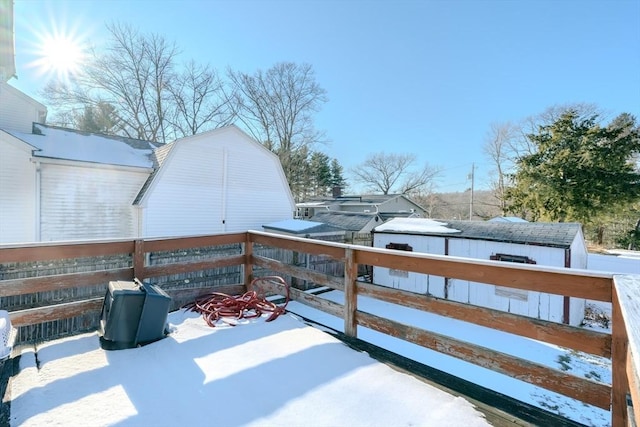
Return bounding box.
[372,218,588,326]
[134,125,295,237]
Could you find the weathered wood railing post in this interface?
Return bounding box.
[133,239,145,281]
[244,232,253,286]
[344,247,357,337]
[612,274,640,427]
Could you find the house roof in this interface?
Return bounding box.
[488,216,529,223]
[262,219,343,235]
[311,211,380,232]
[374,218,582,248]
[4,123,160,168]
[132,143,176,204]
[298,194,425,213]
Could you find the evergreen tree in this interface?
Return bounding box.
[506,111,640,225]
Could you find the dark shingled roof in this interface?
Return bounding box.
[133,142,176,205]
[262,219,343,235]
[377,219,583,248]
[311,211,380,232]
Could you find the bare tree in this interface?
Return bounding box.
[482,121,518,215]
[228,62,328,194]
[42,23,231,142]
[351,152,441,195]
[167,60,234,138]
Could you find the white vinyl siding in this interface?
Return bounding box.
[142,127,295,238]
[0,82,46,133]
[39,163,149,241]
[0,135,36,243]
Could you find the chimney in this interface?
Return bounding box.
[332,186,342,198]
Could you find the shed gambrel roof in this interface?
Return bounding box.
[311,211,381,232]
[375,218,582,249]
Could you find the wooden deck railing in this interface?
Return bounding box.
[1,231,638,427]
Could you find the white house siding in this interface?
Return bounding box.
[39,163,149,241]
[0,82,46,133]
[141,127,294,238]
[0,134,36,243]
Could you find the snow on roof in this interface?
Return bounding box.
[264,219,325,232]
[374,218,461,234]
[5,123,159,168]
[262,219,343,235]
[488,216,529,223]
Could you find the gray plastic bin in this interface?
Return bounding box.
[98,280,171,350]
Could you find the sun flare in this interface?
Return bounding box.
[32,31,87,82]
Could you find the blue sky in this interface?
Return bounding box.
[9,0,640,192]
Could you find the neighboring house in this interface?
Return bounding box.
[311,211,382,234]
[372,218,588,326]
[135,125,295,238]
[0,81,47,133]
[297,194,426,220]
[1,122,159,242]
[0,0,17,81]
[262,219,344,240]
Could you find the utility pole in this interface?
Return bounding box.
[469,163,475,220]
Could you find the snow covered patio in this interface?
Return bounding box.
[8,311,490,427]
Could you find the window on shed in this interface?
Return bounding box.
[386,243,413,251]
[386,243,412,277]
[491,253,536,301]
[490,253,536,264]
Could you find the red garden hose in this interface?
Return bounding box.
[183,276,290,327]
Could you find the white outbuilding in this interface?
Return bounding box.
[134,126,295,237]
[372,218,588,326]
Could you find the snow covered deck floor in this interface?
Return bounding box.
[7,311,491,427]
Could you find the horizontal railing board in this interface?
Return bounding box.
[143,233,246,252]
[0,241,135,263]
[143,255,245,278]
[356,310,612,410]
[252,277,343,318]
[0,268,133,297]
[357,281,612,358]
[249,231,346,260]
[355,248,613,302]
[9,298,104,327]
[251,255,344,290]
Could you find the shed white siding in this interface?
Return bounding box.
[0,133,36,243]
[373,220,587,326]
[140,126,295,238]
[445,239,570,324]
[39,162,149,241]
[0,82,46,133]
[373,233,446,296]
